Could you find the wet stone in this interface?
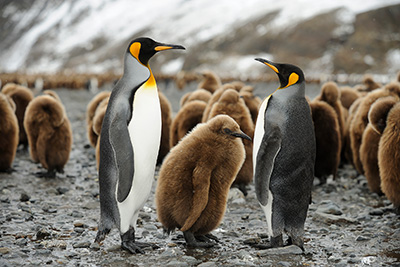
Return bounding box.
[198,262,218,267]
[369,208,384,216]
[56,187,69,195]
[317,201,343,215]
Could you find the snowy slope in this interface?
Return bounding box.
[0,0,399,74]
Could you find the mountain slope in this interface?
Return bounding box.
[0,0,399,76]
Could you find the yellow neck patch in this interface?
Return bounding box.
[143,69,157,89]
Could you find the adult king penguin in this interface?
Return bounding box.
[253,58,315,250]
[94,37,185,254]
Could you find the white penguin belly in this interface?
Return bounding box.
[253,97,274,237]
[118,87,161,233]
[253,97,269,172]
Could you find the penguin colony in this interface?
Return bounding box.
[2,35,400,254]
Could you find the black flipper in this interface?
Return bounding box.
[109,112,135,203]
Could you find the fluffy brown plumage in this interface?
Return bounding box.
[24,90,72,177]
[208,89,254,195]
[1,83,34,148]
[340,86,361,110]
[350,88,391,174]
[378,102,400,214]
[179,89,212,108]
[170,100,207,148]
[360,96,398,194]
[157,91,172,165]
[156,115,249,247]
[0,93,19,172]
[86,91,111,147]
[240,86,261,124]
[309,100,341,183]
[197,70,222,93]
[315,82,345,143]
[92,97,109,169]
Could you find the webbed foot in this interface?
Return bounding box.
[184,231,214,248]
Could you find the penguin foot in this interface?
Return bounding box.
[94,228,110,243]
[135,241,159,250]
[184,231,214,248]
[121,241,145,254]
[196,233,219,243]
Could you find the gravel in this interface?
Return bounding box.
[1,81,400,266]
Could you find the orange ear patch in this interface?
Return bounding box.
[129,42,141,59]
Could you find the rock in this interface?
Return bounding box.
[36,228,51,240]
[317,201,343,215]
[0,247,11,254]
[166,261,188,267]
[19,193,30,202]
[73,220,87,228]
[257,245,303,256]
[73,241,91,248]
[198,262,218,267]
[182,256,199,265]
[56,187,69,195]
[313,212,357,225]
[228,187,245,202]
[369,208,384,216]
[356,235,371,241]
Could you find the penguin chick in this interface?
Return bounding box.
[86,91,111,147]
[170,100,207,148]
[340,86,360,110]
[309,100,341,184]
[343,97,363,165]
[315,82,345,142]
[197,70,222,93]
[180,89,212,107]
[253,58,315,250]
[156,114,251,247]
[1,83,34,148]
[378,102,400,214]
[0,93,19,172]
[360,97,398,194]
[240,86,261,124]
[95,37,185,254]
[350,86,399,174]
[208,89,254,195]
[157,91,172,165]
[24,90,72,177]
[201,86,240,122]
[92,98,109,169]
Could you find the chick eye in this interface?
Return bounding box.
[223,128,232,135]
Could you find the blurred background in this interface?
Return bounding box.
[0,0,399,82]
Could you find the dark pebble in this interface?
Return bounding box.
[20,193,30,202]
[57,187,69,195]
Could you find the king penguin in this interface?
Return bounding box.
[253,58,316,250]
[94,37,185,254]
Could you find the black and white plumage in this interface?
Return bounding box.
[253,58,315,250]
[94,37,184,254]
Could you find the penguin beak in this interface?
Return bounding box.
[255,58,279,74]
[231,131,252,141]
[154,43,186,52]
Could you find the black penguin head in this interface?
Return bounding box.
[255,58,304,89]
[127,37,185,66]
